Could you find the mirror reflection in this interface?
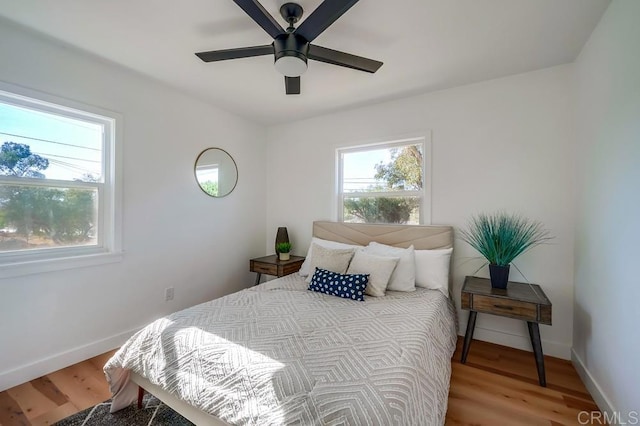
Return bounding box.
[195,148,238,197]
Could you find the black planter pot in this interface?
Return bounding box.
[489,264,510,289]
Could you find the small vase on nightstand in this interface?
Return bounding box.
[275,227,289,254]
[276,241,292,261]
[279,252,290,261]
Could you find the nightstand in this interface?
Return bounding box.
[250,255,305,286]
[461,275,552,386]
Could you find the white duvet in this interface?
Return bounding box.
[104,274,457,425]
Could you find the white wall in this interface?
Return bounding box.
[266,65,576,359]
[573,0,640,418]
[0,20,267,390]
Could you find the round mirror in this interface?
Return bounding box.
[194,148,238,197]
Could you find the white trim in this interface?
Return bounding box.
[0,80,123,274]
[0,87,115,126]
[110,110,124,254]
[337,137,428,154]
[422,137,433,225]
[0,176,100,188]
[343,190,423,198]
[0,251,123,279]
[571,348,618,423]
[0,325,139,392]
[334,149,342,222]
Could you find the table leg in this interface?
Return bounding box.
[461,311,478,363]
[254,273,262,286]
[527,321,546,387]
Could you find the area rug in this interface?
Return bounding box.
[53,393,194,426]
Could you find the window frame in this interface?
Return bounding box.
[0,82,123,278]
[336,134,432,225]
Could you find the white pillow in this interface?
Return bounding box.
[414,248,453,296]
[347,250,399,297]
[364,242,416,292]
[304,243,356,283]
[299,237,362,276]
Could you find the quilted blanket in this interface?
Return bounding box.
[104,274,457,425]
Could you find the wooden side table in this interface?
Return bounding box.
[250,255,305,285]
[461,275,552,386]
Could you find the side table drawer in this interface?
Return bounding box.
[281,263,303,276]
[251,262,277,275]
[473,295,537,321]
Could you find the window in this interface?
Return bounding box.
[0,85,121,274]
[337,136,431,225]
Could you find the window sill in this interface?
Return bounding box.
[0,250,124,279]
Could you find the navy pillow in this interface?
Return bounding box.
[308,267,369,301]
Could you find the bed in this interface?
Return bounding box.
[104,221,458,425]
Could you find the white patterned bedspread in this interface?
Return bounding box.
[104,274,457,425]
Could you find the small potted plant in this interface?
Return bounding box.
[459,212,552,289]
[276,242,292,261]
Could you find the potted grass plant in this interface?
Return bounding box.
[276,242,292,261]
[459,212,552,289]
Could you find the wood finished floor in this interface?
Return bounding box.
[0,338,603,425]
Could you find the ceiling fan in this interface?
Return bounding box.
[195,0,383,95]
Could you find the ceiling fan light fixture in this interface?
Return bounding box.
[273,33,309,77]
[274,53,308,77]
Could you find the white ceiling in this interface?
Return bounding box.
[0,0,609,125]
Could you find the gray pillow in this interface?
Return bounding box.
[304,243,355,283]
[347,250,399,297]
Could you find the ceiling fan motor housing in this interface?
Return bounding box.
[273,33,309,76]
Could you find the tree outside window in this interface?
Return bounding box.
[0,141,98,251]
[338,139,428,225]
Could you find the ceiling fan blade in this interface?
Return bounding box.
[285,76,301,95]
[295,0,359,42]
[233,0,285,39]
[195,45,273,62]
[308,45,382,73]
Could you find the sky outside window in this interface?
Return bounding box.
[0,102,102,181]
[342,148,393,192]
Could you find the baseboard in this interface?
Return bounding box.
[459,325,572,360]
[0,327,140,392]
[571,348,620,424]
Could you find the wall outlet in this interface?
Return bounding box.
[165,287,174,302]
